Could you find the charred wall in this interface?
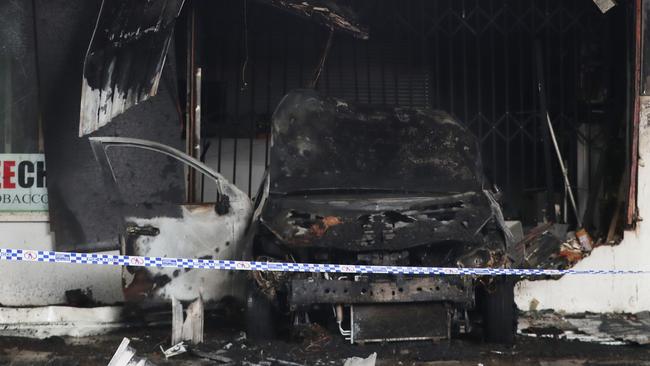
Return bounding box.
[34,0,185,251]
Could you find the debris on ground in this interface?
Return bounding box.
[343,352,377,366]
[108,338,156,366]
[599,311,650,345]
[160,342,187,359]
[559,233,584,264]
[4,324,650,365]
[266,357,306,365]
[235,331,247,342]
[511,223,567,269]
[295,323,332,352]
[190,348,233,363]
[519,311,650,345]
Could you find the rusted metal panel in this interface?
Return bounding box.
[289,277,473,308]
[79,0,185,136]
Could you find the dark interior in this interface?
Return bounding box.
[175,0,635,238]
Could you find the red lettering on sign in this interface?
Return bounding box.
[3,161,16,189]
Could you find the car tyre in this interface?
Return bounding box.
[245,283,276,340]
[481,276,517,344]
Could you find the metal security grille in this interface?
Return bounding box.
[408,0,621,220]
[196,0,624,222]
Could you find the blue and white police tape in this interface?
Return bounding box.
[0,248,648,276]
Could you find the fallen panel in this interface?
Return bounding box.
[79,0,185,136]
[517,311,650,346]
[108,338,157,366]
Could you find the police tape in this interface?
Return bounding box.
[0,248,648,276]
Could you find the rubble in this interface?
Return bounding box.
[4,321,650,365]
[266,357,306,366]
[159,342,187,359]
[510,223,593,272]
[108,338,156,366]
[343,353,377,366]
[510,223,568,270]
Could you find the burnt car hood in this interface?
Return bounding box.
[268,90,485,195]
[262,90,495,251]
[261,191,494,251]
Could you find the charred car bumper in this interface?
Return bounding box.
[288,276,474,310]
[261,191,493,252]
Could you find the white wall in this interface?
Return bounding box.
[515,96,650,313]
[203,137,269,199]
[0,219,122,306]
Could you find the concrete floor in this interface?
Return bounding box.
[2,325,650,366]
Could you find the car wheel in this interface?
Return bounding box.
[480,277,517,344]
[245,283,276,340]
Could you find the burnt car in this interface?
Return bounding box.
[248,90,516,343]
[88,89,515,344]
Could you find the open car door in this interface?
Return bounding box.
[89,137,254,306]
